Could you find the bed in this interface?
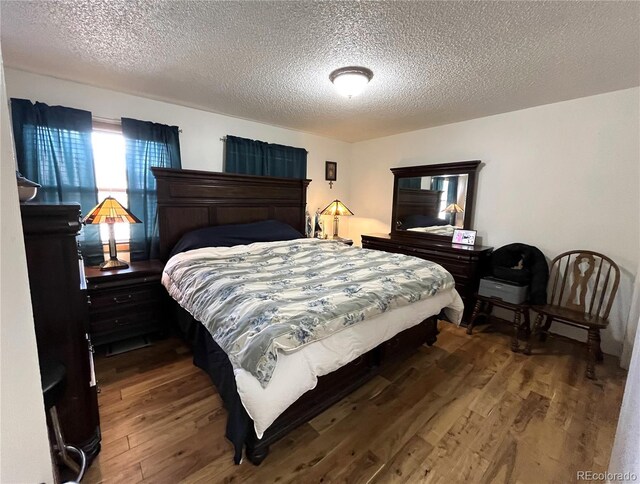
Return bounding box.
[395,189,456,235]
[152,167,463,465]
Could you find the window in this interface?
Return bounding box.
[91,127,130,243]
[437,178,449,220]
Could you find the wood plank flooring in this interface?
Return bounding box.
[84,322,627,483]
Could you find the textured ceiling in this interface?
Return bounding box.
[1,1,639,142]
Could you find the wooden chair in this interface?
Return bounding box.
[525,250,620,379]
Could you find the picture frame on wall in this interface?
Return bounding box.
[452,229,477,246]
[325,161,337,181]
[325,161,337,188]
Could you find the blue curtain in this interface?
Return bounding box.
[225,135,307,179]
[430,176,444,192]
[447,176,458,206]
[398,177,421,189]
[10,98,104,265]
[122,118,181,261]
[446,176,459,224]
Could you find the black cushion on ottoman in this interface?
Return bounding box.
[490,243,549,305]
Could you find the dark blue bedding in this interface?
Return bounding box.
[169,219,304,258]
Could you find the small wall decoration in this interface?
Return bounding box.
[325,161,337,189]
[452,229,477,246]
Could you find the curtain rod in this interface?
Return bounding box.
[219,136,308,153]
[92,116,183,133]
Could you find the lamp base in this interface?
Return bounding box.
[99,258,129,271]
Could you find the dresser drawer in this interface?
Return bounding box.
[88,284,160,311]
[367,240,473,279]
[428,258,473,279]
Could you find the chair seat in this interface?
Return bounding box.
[532,304,609,328]
[475,294,530,310]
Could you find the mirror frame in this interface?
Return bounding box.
[390,160,481,242]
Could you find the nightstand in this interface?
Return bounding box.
[85,260,167,346]
[328,236,354,246]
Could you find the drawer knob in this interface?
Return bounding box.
[113,295,133,303]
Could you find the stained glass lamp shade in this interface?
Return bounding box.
[443,203,464,225]
[83,196,141,270]
[320,199,354,238]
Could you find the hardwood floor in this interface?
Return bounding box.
[84,322,627,484]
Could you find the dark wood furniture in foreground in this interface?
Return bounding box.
[526,250,620,379]
[361,234,492,324]
[468,296,530,352]
[85,260,167,346]
[20,203,101,462]
[152,168,442,464]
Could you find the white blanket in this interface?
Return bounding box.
[162,244,464,437]
[407,224,456,236]
[234,287,463,437]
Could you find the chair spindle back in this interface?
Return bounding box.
[547,250,620,319]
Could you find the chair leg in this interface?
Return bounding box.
[539,316,553,342]
[523,310,531,340]
[586,329,599,380]
[595,330,604,363]
[524,313,545,355]
[511,310,522,353]
[467,299,483,335]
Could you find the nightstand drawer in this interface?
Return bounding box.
[88,284,161,310]
[89,304,161,334]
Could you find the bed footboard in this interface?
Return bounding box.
[245,316,438,465]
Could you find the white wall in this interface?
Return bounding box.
[4,68,354,233]
[349,88,640,357]
[0,55,54,482]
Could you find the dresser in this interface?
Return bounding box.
[85,260,167,346]
[361,234,492,324]
[21,203,101,460]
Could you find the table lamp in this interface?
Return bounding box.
[321,199,354,238]
[83,196,141,270]
[443,203,464,225]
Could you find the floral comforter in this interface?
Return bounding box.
[163,238,455,388]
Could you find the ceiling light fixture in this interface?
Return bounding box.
[329,66,373,98]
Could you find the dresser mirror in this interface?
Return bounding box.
[390,160,481,241]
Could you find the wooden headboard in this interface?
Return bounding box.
[152,168,311,261]
[395,188,442,224]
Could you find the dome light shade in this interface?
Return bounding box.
[329,66,373,98]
